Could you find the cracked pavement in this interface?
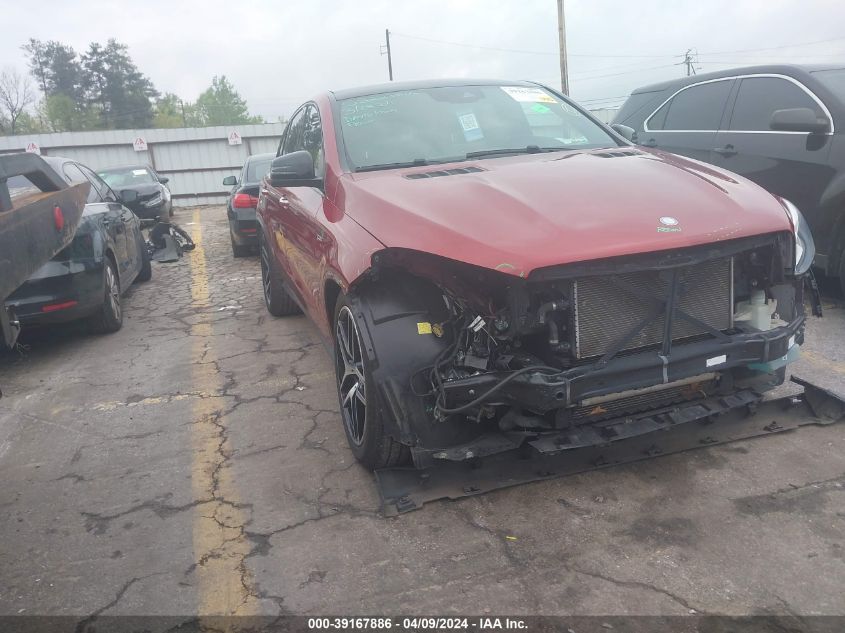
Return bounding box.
[0,205,844,619]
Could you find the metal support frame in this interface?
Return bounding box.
[377,376,845,515]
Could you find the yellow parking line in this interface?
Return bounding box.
[188,208,260,617]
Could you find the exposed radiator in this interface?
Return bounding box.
[573,257,732,359]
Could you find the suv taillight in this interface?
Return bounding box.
[233,193,259,208]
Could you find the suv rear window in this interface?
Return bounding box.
[647,79,733,131]
[811,68,845,103]
[729,77,824,131]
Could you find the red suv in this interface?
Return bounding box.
[258,79,815,470]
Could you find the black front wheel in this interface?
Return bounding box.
[838,253,845,299]
[136,243,152,282]
[333,294,408,470]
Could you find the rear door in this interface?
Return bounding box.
[710,75,835,219]
[86,165,143,278]
[639,78,735,163]
[80,164,141,279]
[63,162,129,271]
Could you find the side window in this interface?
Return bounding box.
[62,163,100,203]
[649,80,733,131]
[79,164,117,202]
[302,105,325,178]
[282,107,308,155]
[729,77,825,131]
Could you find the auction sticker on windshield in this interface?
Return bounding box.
[457,111,483,141]
[501,86,556,103]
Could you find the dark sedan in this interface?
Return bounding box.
[98,164,173,221]
[6,157,151,334]
[223,152,274,257]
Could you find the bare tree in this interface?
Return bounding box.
[0,68,35,135]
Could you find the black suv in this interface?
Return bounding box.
[613,65,845,293]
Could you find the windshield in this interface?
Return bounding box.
[98,167,155,187]
[337,84,618,171]
[245,156,273,183]
[812,68,845,103]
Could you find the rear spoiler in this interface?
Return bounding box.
[1,153,89,349]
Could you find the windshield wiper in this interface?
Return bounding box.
[354,158,432,173]
[465,145,567,159]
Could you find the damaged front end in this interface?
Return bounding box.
[357,227,820,469]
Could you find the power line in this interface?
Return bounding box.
[389,31,680,58]
[569,58,679,77]
[569,63,679,81]
[698,35,845,56]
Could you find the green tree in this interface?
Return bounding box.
[153,93,186,128]
[80,39,158,129]
[193,75,262,126]
[21,39,84,101]
[43,93,96,132]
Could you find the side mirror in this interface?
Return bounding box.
[222,175,238,186]
[120,189,139,204]
[611,123,637,143]
[158,176,170,184]
[769,108,830,134]
[269,150,321,188]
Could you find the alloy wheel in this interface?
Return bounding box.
[335,305,367,446]
[105,265,120,320]
[260,245,272,304]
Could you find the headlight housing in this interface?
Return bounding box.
[144,192,163,207]
[781,199,815,275]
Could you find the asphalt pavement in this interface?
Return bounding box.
[0,205,843,621]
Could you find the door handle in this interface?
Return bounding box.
[713,144,737,157]
[261,188,288,205]
[643,138,658,147]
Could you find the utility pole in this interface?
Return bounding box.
[381,29,394,81]
[683,49,697,76]
[556,0,569,95]
[179,99,187,127]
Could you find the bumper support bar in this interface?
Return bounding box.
[376,376,845,515]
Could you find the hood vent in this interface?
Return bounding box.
[404,166,486,180]
[593,149,642,158]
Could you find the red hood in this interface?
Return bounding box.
[340,148,792,278]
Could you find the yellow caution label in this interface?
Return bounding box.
[417,322,432,335]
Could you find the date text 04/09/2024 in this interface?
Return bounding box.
[306,617,528,630]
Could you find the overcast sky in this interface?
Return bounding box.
[2,0,844,120]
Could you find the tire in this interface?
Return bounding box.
[231,240,251,258]
[136,244,152,282]
[89,258,123,334]
[839,252,845,298]
[259,237,300,316]
[333,294,409,470]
